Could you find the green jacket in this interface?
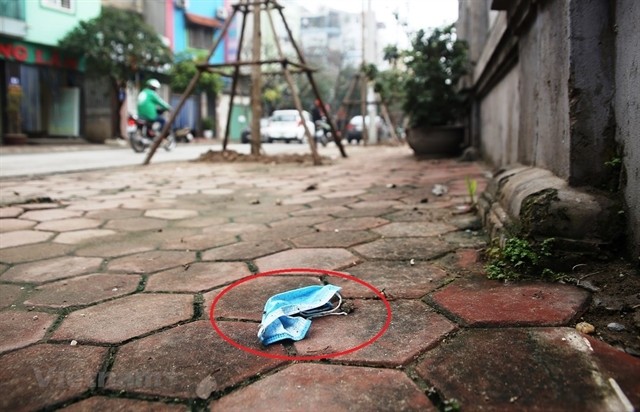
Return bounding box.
[137,87,171,121]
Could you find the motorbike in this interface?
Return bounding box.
[127,110,177,153]
[314,119,332,147]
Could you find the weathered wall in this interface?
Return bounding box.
[479,65,520,167]
[568,0,616,186]
[615,0,640,258]
[519,0,571,177]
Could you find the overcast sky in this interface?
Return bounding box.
[279,0,459,46]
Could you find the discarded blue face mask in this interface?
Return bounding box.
[257,284,346,346]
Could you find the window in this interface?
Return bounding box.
[42,0,74,12]
[187,24,213,49]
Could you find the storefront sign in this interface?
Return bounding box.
[0,40,82,70]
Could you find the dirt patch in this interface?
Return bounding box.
[193,149,333,165]
[571,258,640,357]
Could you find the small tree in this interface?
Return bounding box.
[59,7,172,137]
[169,52,223,96]
[402,24,469,128]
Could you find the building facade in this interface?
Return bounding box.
[458,0,640,258]
[0,0,100,143]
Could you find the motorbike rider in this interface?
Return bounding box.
[137,78,171,136]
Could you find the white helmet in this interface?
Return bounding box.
[146,78,161,89]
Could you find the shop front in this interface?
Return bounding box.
[1,36,84,143]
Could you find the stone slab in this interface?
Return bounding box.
[415,328,640,411]
[431,279,589,326]
[0,310,57,353]
[255,248,359,272]
[0,344,107,411]
[24,273,140,308]
[107,321,286,398]
[210,363,435,411]
[146,261,251,292]
[1,256,103,283]
[52,294,193,344]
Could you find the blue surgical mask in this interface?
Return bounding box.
[258,284,345,345]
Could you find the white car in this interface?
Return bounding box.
[265,110,315,143]
[346,115,389,144]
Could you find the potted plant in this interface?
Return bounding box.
[201,117,214,139]
[402,24,469,156]
[4,83,28,145]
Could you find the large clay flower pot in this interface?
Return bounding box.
[407,125,464,157]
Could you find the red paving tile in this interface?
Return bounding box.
[210,363,436,411]
[416,328,640,411]
[431,279,590,326]
[52,294,193,344]
[0,344,107,411]
[107,321,286,398]
[0,146,634,410]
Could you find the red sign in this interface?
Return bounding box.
[0,40,80,70]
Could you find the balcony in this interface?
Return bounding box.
[0,0,27,38]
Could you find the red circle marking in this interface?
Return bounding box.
[209,267,392,361]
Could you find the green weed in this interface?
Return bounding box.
[465,176,478,206]
[485,237,559,281]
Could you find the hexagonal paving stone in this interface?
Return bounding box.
[373,221,458,237]
[107,320,286,398]
[1,256,103,283]
[35,218,102,232]
[353,237,456,261]
[210,363,435,411]
[415,328,640,411]
[335,260,451,299]
[74,236,156,257]
[161,232,238,251]
[430,279,590,326]
[0,206,23,218]
[331,207,395,218]
[292,299,455,366]
[107,250,196,274]
[54,229,117,245]
[0,284,24,309]
[201,239,291,261]
[205,275,322,321]
[60,397,189,411]
[20,209,83,222]
[255,248,359,272]
[314,217,389,231]
[290,230,380,248]
[269,215,333,228]
[0,218,36,232]
[0,311,57,354]
[0,242,75,264]
[52,294,193,344]
[146,262,251,292]
[144,209,199,220]
[0,344,107,411]
[24,273,140,308]
[104,217,168,231]
[0,230,55,249]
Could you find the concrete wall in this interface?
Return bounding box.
[615,0,640,257]
[25,0,101,46]
[479,65,519,167]
[460,0,639,257]
[519,0,571,177]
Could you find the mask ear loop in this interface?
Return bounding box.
[300,293,347,319]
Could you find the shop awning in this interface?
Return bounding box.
[185,13,222,29]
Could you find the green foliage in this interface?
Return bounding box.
[604,157,621,168]
[443,399,461,412]
[485,237,558,281]
[169,52,223,96]
[402,24,469,127]
[201,117,214,130]
[58,7,172,84]
[465,176,478,205]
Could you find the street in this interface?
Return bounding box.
[0,141,343,178]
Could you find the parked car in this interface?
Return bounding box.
[346,115,389,144]
[265,110,315,143]
[241,118,270,144]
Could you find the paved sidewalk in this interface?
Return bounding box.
[0,145,638,411]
